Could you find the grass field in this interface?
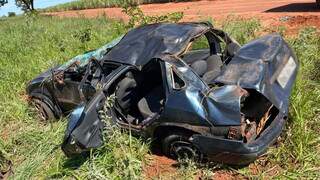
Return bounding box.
[0,15,319,179]
[42,0,193,12]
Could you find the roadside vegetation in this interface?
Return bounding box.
[42,0,195,12]
[0,15,144,179]
[220,17,320,178]
[0,12,319,179]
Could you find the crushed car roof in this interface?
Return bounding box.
[101,22,211,68]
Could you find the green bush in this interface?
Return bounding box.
[7,12,16,17]
[122,3,183,28]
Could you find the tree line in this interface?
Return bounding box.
[0,0,35,12]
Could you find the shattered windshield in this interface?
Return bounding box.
[58,35,124,70]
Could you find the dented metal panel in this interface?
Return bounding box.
[215,34,298,113]
[164,57,246,126]
[102,23,210,67]
[204,85,247,126]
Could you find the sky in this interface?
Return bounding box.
[0,0,76,16]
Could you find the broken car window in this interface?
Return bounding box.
[58,35,124,71]
[190,35,210,50]
[171,67,186,89]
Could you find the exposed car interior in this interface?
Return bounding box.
[105,60,165,125]
[53,60,120,112]
[180,32,240,84]
[237,89,280,143]
[178,33,281,143]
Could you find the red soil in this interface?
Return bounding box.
[142,154,176,179]
[45,0,320,35]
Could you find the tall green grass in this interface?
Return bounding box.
[0,15,319,179]
[0,15,148,179]
[42,0,195,12]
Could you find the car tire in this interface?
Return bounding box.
[31,98,56,121]
[162,131,202,161]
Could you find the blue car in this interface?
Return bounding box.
[27,22,298,165]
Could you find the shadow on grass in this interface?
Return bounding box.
[0,156,13,180]
[265,3,320,13]
[48,153,89,179]
[62,153,88,170]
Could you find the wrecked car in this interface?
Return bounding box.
[27,22,298,165]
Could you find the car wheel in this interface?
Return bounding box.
[31,98,56,121]
[162,132,202,161]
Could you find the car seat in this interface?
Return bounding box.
[202,55,223,84]
[115,75,139,115]
[190,60,207,77]
[137,86,164,119]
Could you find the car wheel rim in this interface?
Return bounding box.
[170,141,201,160]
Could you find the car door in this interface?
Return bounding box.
[161,59,210,126]
[62,65,131,156]
[162,57,243,127]
[52,67,89,112]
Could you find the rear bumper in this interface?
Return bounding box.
[191,113,286,165]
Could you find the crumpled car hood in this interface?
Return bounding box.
[215,34,298,113]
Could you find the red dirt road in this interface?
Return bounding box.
[46,0,320,21]
[48,0,320,21]
[46,0,320,35]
